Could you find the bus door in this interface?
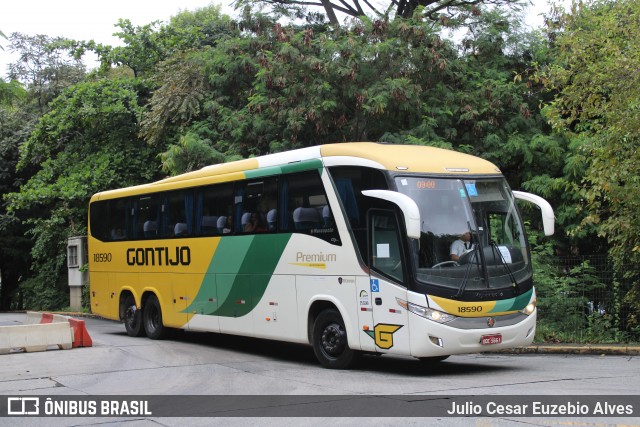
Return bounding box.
[367,209,410,355]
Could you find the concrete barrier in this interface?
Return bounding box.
[0,322,73,354]
[0,312,93,354]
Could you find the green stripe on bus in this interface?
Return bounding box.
[490,288,533,313]
[185,234,292,317]
[244,159,324,179]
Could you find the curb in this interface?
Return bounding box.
[504,345,640,356]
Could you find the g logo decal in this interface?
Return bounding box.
[365,324,403,349]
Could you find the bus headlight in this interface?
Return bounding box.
[397,299,456,324]
[521,299,536,316]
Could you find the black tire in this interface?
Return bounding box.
[143,294,167,340]
[122,294,145,337]
[312,309,357,369]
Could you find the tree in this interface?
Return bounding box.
[0,104,35,310]
[160,131,225,175]
[7,33,85,113]
[62,5,237,78]
[4,78,159,309]
[142,14,459,157]
[2,5,238,310]
[233,0,525,25]
[538,0,640,329]
[0,30,26,106]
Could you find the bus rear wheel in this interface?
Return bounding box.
[143,294,167,340]
[122,294,145,337]
[312,309,357,369]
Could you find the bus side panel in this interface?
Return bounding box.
[146,272,185,329]
[253,275,300,341]
[88,237,119,320]
[186,273,220,333]
[355,276,376,352]
[89,271,118,320]
[217,274,255,335]
[114,271,139,311]
[368,277,410,356]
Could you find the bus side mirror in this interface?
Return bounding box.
[362,190,421,239]
[513,191,555,236]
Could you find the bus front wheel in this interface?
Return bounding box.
[143,294,167,340]
[122,294,145,337]
[312,309,357,369]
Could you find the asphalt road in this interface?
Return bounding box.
[1,312,639,426]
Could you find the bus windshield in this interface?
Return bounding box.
[395,177,531,292]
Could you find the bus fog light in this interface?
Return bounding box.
[429,335,443,347]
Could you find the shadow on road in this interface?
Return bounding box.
[105,323,517,376]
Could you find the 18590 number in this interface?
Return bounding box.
[458,306,482,313]
[93,253,112,263]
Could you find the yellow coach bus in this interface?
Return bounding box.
[88,143,554,368]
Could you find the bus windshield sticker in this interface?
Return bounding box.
[377,244,390,258]
[498,246,512,263]
[465,182,478,197]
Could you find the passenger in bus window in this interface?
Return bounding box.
[222,216,232,234]
[174,222,188,237]
[111,228,126,240]
[244,212,267,233]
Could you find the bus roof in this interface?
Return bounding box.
[91,143,500,201]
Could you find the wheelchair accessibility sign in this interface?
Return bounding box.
[370,279,380,292]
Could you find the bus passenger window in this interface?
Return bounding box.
[236,178,277,234]
[163,191,193,237]
[134,195,161,239]
[281,171,341,245]
[198,183,234,236]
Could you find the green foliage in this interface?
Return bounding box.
[538,0,640,317]
[232,0,525,25]
[529,226,633,343]
[145,12,549,160]
[0,79,26,107]
[160,131,226,175]
[7,33,86,113]
[14,275,68,311]
[62,5,237,78]
[4,78,159,310]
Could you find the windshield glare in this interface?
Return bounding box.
[395,177,530,291]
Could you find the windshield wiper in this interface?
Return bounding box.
[453,221,482,298]
[453,248,476,298]
[489,240,520,293]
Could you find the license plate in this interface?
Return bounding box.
[481,334,502,345]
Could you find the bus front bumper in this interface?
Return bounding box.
[408,309,537,358]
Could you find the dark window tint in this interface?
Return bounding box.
[135,195,161,239]
[328,166,389,257]
[281,171,340,245]
[162,191,194,237]
[236,178,278,234]
[90,198,131,242]
[198,183,234,235]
